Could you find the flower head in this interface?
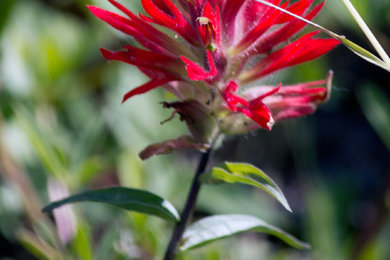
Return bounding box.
[88,0,339,157]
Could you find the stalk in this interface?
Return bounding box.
[163,149,212,260]
[341,0,390,66]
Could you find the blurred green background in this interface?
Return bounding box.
[0,0,389,259]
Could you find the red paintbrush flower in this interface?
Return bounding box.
[223,71,334,132]
[88,0,339,157]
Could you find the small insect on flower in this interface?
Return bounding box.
[197,16,210,25]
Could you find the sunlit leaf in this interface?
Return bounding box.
[180,214,310,251]
[42,187,180,222]
[202,162,291,212]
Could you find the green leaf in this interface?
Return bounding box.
[42,187,180,223]
[180,214,310,251]
[339,38,389,71]
[202,162,291,212]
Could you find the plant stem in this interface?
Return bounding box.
[163,149,212,260]
[341,0,390,66]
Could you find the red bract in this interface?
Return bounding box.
[88,0,339,136]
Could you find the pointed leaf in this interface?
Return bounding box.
[202,162,291,212]
[339,38,389,71]
[42,187,180,222]
[180,214,310,250]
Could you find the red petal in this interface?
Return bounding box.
[237,101,274,130]
[181,50,217,81]
[275,0,312,24]
[222,0,246,29]
[87,6,136,36]
[107,0,135,18]
[242,31,340,82]
[222,81,277,130]
[278,85,326,95]
[142,0,176,27]
[234,1,287,53]
[88,4,184,56]
[141,0,198,44]
[246,0,281,25]
[273,106,315,121]
[223,81,249,111]
[247,1,323,56]
[100,47,180,73]
[282,38,340,68]
[255,84,281,100]
[122,76,175,102]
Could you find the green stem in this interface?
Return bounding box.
[341,0,390,66]
[163,149,212,260]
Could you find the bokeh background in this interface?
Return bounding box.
[0,0,390,259]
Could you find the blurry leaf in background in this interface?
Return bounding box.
[305,185,345,260]
[14,106,68,180]
[180,214,310,251]
[326,0,371,29]
[0,0,15,36]
[72,223,94,260]
[17,229,62,260]
[42,186,181,222]
[118,150,145,189]
[0,0,98,97]
[357,84,390,150]
[0,181,23,238]
[104,64,187,149]
[94,222,121,260]
[357,221,390,260]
